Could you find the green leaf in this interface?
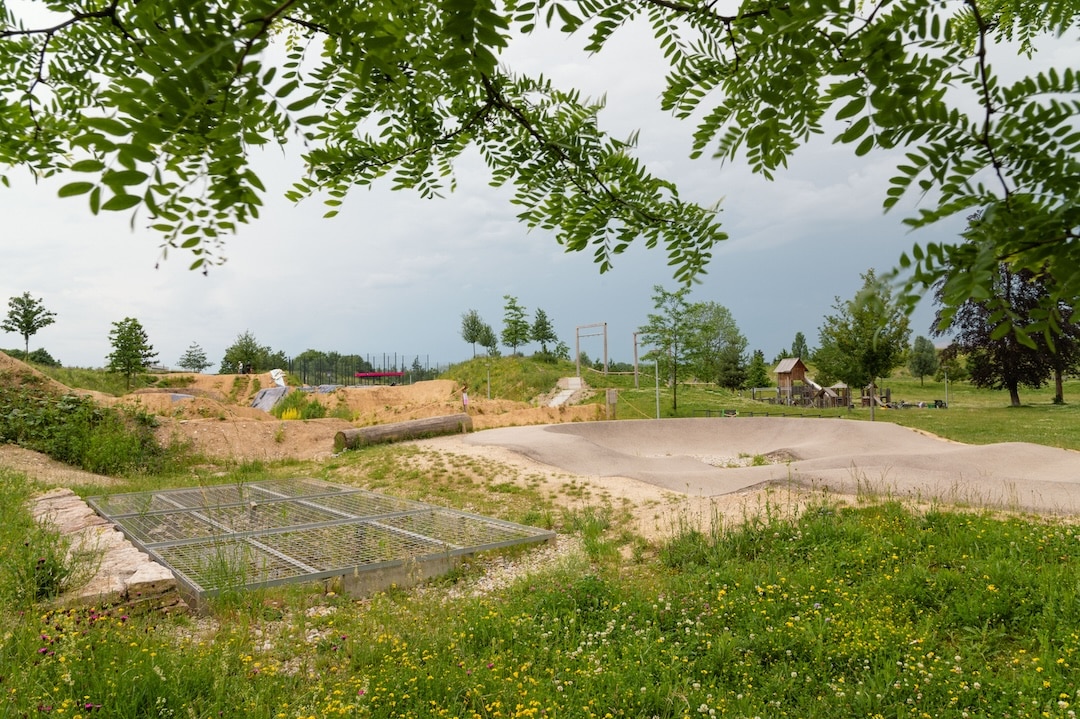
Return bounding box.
[287,94,320,112]
[103,170,149,186]
[101,194,142,211]
[58,182,95,197]
[275,80,299,98]
[83,117,129,136]
[70,160,105,173]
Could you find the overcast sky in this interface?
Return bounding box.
[3,10,1068,373]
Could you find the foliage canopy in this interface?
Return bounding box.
[815,269,912,390]
[1,1,1077,327]
[106,317,158,389]
[2,292,57,358]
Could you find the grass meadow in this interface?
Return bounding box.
[3,362,1080,718]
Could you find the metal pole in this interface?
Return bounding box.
[654,360,660,419]
[633,332,639,389]
[603,322,608,375]
[575,329,581,378]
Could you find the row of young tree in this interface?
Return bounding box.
[460,296,569,360]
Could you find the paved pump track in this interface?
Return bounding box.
[88,478,554,606]
[463,417,1080,515]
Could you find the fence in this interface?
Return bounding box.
[285,355,448,387]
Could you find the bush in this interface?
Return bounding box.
[269,389,327,420]
[0,383,170,475]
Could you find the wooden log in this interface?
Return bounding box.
[334,413,473,451]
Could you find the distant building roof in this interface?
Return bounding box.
[774,357,807,374]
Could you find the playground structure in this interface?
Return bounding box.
[754,357,852,408]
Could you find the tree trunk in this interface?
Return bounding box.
[334,413,472,451]
[1008,383,1021,407]
[1054,368,1065,404]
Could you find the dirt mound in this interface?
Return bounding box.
[0,350,83,396]
[155,417,354,462]
[1,357,602,462]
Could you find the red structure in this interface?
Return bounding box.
[354,371,404,385]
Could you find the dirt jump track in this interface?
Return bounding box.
[463,417,1080,515]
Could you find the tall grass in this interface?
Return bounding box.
[4,474,1079,719]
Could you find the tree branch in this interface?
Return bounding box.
[965,0,1013,203]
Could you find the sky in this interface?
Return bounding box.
[2,9,1069,374]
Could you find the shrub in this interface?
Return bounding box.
[269,389,327,420]
[0,383,170,475]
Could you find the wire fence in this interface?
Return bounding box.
[285,354,449,386]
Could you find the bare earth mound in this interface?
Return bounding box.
[100,374,603,460]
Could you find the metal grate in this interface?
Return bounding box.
[88,479,554,602]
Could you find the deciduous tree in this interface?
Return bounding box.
[638,286,692,412]
[479,322,500,358]
[461,310,486,357]
[220,331,286,375]
[531,308,558,355]
[501,296,530,356]
[107,317,157,389]
[684,301,747,391]
[907,336,939,387]
[2,292,57,358]
[932,212,1080,406]
[815,270,912,396]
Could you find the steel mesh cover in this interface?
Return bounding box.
[88,479,554,599]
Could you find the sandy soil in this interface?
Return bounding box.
[92,371,603,462]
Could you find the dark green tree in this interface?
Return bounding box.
[501,296,531,356]
[745,350,772,389]
[638,286,692,412]
[531,308,558,354]
[177,342,211,373]
[5,3,1075,329]
[932,212,1080,406]
[220,331,286,375]
[907,336,939,387]
[2,292,57,358]
[791,332,810,360]
[935,351,970,384]
[815,270,912,395]
[461,310,486,357]
[478,322,500,358]
[932,263,1066,407]
[107,317,157,389]
[684,301,747,390]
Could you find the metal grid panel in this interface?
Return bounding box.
[114,501,346,545]
[88,479,554,600]
[377,509,542,547]
[90,478,355,515]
